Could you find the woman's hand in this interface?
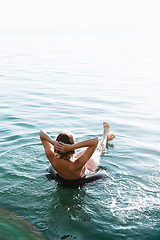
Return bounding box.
[54,141,73,153]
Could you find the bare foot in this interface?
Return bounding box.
[103,122,110,135]
[107,134,116,142]
[97,122,115,153]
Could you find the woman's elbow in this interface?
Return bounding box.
[94,137,99,145]
[39,130,43,139]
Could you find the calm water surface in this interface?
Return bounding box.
[0,30,160,240]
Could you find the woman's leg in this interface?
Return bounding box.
[86,122,110,170]
[74,122,115,170]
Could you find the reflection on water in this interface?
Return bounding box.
[43,187,88,239]
[54,187,88,221]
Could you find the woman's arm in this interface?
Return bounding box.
[56,137,99,169]
[75,137,99,169]
[39,130,59,159]
[55,137,98,153]
[39,130,57,146]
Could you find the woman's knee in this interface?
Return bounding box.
[87,153,100,170]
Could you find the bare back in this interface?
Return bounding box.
[48,154,84,180]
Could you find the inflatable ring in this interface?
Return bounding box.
[46,165,108,189]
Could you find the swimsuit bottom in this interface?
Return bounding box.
[46,165,108,189]
[79,165,91,178]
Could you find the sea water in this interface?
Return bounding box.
[0,29,160,240]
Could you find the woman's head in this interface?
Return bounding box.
[54,132,76,160]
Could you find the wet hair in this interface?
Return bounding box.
[54,132,76,160]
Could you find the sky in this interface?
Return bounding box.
[0,0,159,33]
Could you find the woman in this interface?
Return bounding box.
[39,122,115,180]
